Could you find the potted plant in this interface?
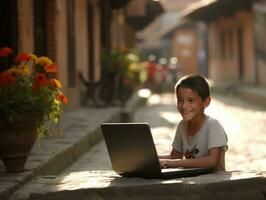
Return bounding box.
[0,47,68,172]
[100,48,146,105]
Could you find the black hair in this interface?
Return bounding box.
[175,74,210,100]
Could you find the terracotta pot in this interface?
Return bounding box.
[0,121,38,172]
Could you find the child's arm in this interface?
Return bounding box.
[158,148,183,159]
[159,147,221,169]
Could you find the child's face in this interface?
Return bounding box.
[176,87,209,122]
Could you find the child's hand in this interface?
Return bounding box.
[159,159,168,168]
[160,159,183,168]
[159,159,175,168]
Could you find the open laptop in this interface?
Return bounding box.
[101,123,213,179]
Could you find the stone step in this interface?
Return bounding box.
[15,171,266,200]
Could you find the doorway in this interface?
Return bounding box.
[34,0,47,56]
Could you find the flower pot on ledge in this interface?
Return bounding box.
[0,121,38,173]
[0,46,68,172]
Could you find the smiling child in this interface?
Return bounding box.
[159,74,228,170]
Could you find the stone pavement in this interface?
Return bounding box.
[210,82,266,108]
[8,92,266,200]
[0,107,120,200]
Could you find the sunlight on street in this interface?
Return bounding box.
[137,93,266,172]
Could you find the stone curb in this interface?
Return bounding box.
[26,171,266,200]
[0,111,120,200]
[0,92,148,200]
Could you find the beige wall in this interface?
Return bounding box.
[208,10,255,85]
[173,28,198,76]
[75,0,101,82]
[75,0,89,76]
[111,7,138,50]
[235,11,255,83]
[17,0,34,53]
[55,0,68,98]
[55,0,102,109]
[55,0,81,109]
[111,10,126,49]
[208,19,238,83]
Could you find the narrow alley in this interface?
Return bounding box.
[1,0,266,199]
[63,92,266,173]
[9,91,266,200]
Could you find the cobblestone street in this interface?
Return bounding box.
[10,92,266,200]
[63,92,266,174]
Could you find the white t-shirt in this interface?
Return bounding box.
[172,115,228,170]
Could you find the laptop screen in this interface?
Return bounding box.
[101,123,162,177]
[101,122,213,179]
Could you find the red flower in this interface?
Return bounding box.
[0,72,16,87]
[33,73,49,91]
[15,53,32,64]
[0,47,12,57]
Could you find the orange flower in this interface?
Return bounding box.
[15,53,31,64]
[49,79,62,88]
[0,47,12,57]
[0,72,16,87]
[45,64,57,73]
[57,92,68,104]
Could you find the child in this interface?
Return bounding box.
[159,74,228,170]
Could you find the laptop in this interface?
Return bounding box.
[101,123,213,179]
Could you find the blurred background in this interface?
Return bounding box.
[1,0,265,109]
[1,2,266,198]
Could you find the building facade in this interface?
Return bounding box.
[185,0,266,87]
[0,0,145,109]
